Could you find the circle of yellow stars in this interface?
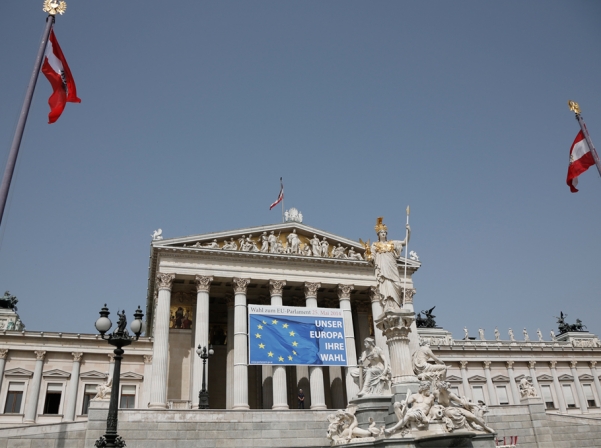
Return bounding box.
[254,318,299,363]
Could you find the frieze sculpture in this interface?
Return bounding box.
[0,291,18,311]
[518,376,538,398]
[350,337,391,397]
[326,404,383,445]
[416,306,437,328]
[287,229,301,254]
[331,243,347,259]
[364,217,410,310]
[309,235,321,256]
[556,311,587,334]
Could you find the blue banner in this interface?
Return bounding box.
[248,305,347,366]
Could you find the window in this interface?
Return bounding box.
[119,385,136,409]
[4,382,24,414]
[472,386,485,404]
[541,385,555,409]
[82,384,98,415]
[583,384,596,407]
[496,386,509,405]
[563,384,577,408]
[43,383,63,414]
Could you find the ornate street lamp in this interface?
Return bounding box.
[94,304,144,448]
[196,344,214,409]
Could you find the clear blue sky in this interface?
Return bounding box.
[0,1,600,341]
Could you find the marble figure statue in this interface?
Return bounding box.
[347,247,363,260]
[519,377,538,398]
[409,250,419,261]
[268,231,278,253]
[463,327,469,340]
[386,381,435,435]
[287,230,301,254]
[259,232,269,253]
[351,337,390,397]
[151,229,163,240]
[94,376,113,400]
[331,243,347,259]
[537,328,543,342]
[508,328,515,342]
[523,328,530,342]
[494,327,500,341]
[326,404,382,444]
[434,381,494,433]
[309,235,321,257]
[413,339,447,381]
[478,328,485,341]
[320,237,330,257]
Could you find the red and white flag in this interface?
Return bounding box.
[269,178,284,210]
[566,131,595,192]
[42,29,81,124]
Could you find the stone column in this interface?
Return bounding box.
[24,350,46,423]
[108,353,115,379]
[142,355,153,409]
[192,275,213,407]
[233,277,250,409]
[270,280,289,410]
[550,361,567,413]
[506,361,520,404]
[590,362,601,407]
[483,361,497,405]
[339,284,359,400]
[149,272,175,409]
[64,352,83,422]
[460,361,472,400]
[0,349,8,393]
[529,361,541,396]
[225,294,235,409]
[329,366,345,410]
[375,309,416,384]
[570,361,588,414]
[368,286,389,362]
[305,282,326,410]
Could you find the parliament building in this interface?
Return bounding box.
[1,212,601,447]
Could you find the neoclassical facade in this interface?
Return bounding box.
[0,220,600,428]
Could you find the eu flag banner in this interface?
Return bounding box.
[248,305,347,366]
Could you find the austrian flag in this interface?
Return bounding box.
[42,30,80,124]
[566,131,595,193]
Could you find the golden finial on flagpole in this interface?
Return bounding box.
[568,100,581,115]
[43,0,67,16]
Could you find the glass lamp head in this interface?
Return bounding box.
[95,304,112,335]
[208,345,214,356]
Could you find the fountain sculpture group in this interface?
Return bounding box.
[325,218,497,447]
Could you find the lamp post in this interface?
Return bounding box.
[94,304,144,448]
[196,344,213,409]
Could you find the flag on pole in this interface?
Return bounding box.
[42,29,81,124]
[566,131,595,192]
[269,178,284,210]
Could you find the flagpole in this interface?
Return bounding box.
[281,177,284,223]
[0,15,55,229]
[402,206,410,304]
[569,100,601,178]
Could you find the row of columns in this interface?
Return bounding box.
[148,272,365,410]
[459,360,601,414]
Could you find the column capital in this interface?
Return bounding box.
[225,293,235,308]
[591,361,597,368]
[233,278,250,294]
[72,352,83,362]
[108,353,116,363]
[337,284,354,300]
[34,350,46,361]
[368,286,380,303]
[528,360,536,369]
[144,355,153,364]
[156,272,176,291]
[549,360,557,369]
[269,280,286,296]
[0,349,8,359]
[195,275,213,292]
[460,361,468,369]
[305,282,321,299]
[506,361,514,369]
[483,361,491,369]
[403,288,416,304]
[570,360,578,369]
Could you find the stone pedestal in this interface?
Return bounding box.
[350,395,393,430]
[375,308,417,384]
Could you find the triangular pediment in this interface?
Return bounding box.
[80,370,108,380]
[153,222,420,267]
[468,375,487,383]
[446,375,463,383]
[120,371,143,380]
[491,375,510,382]
[578,374,594,381]
[43,369,71,379]
[514,374,526,381]
[4,367,33,377]
[558,374,573,381]
[537,374,553,381]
